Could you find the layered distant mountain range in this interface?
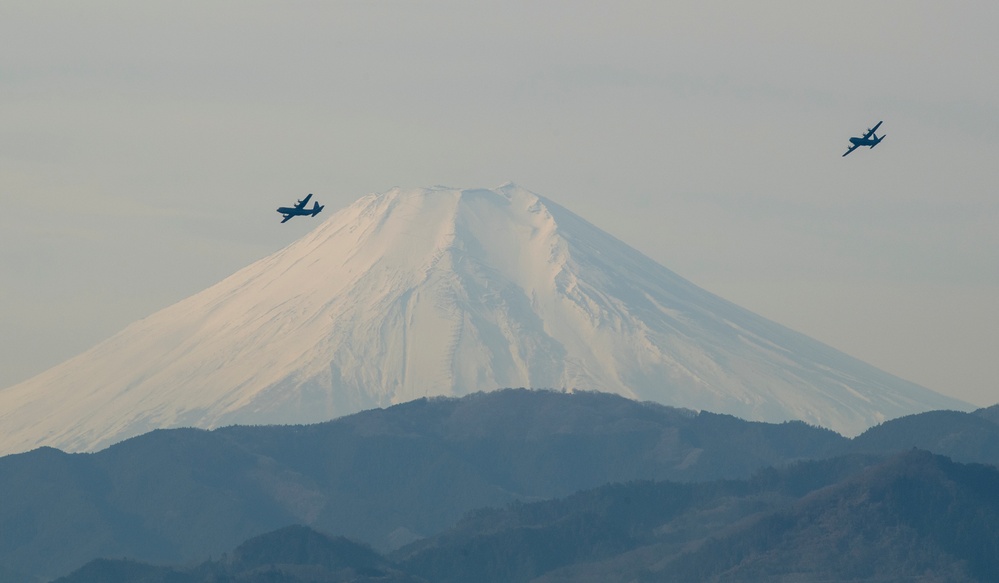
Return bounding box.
[2,390,997,581]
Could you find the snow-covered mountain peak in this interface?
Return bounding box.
[0,185,969,454]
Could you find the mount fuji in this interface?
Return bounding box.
[0,184,968,454]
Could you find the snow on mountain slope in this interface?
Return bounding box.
[0,184,969,454]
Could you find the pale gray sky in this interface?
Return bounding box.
[2,1,997,407]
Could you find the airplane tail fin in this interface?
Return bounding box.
[312,203,324,216]
[872,134,885,148]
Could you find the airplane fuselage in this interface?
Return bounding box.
[277,206,311,215]
[849,136,880,146]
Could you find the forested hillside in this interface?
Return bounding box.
[53,450,999,583]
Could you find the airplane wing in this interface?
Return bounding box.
[294,193,313,210]
[842,143,860,157]
[280,214,294,223]
[861,121,883,140]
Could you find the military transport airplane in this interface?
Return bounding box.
[277,193,324,223]
[842,121,886,157]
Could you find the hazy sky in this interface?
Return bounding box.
[2,2,997,407]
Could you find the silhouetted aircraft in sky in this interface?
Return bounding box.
[843,121,885,157]
[277,193,324,223]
